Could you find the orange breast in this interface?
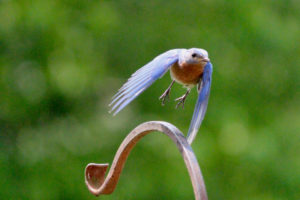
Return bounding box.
[170,62,204,86]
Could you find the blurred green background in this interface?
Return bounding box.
[0,0,299,199]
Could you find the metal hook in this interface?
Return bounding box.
[85,121,208,200]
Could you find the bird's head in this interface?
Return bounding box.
[179,48,210,66]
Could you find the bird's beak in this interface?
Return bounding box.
[202,58,210,62]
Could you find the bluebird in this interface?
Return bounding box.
[109,48,213,144]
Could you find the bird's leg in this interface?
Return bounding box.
[159,80,175,105]
[175,88,191,109]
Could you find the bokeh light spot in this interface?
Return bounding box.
[218,122,249,155]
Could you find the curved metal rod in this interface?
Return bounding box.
[85,121,207,200]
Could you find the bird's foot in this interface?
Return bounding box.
[159,80,175,106]
[175,95,187,109]
[159,88,171,106]
[175,89,191,109]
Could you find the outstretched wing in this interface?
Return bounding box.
[187,62,213,144]
[109,49,182,115]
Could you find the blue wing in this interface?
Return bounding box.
[187,62,213,144]
[109,49,182,115]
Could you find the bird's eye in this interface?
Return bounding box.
[191,53,198,58]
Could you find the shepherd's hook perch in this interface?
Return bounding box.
[84,121,208,200]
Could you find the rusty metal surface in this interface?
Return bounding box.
[85,121,208,200]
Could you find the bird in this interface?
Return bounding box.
[109,48,213,144]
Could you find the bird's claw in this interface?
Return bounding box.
[159,89,171,106]
[175,95,187,109]
[175,89,191,109]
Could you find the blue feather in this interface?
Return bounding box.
[187,62,213,144]
[109,49,181,115]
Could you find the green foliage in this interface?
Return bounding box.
[0,0,299,199]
